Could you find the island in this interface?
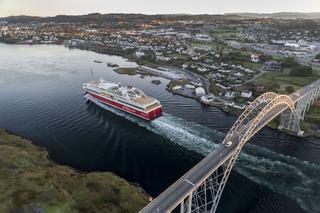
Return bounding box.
[0,129,148,213]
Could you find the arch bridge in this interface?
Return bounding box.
[140,79,320,213]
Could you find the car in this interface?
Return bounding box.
[224,141,232,147]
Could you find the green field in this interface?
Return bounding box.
[254,69,320,94]
[210,29,240,40]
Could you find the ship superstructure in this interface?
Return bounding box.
[83,79,163,120]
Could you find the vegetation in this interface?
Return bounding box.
[282,57,298,68]
[253,69,319,94]
[0,129,148,213]
[209,84,224,96]
[113,67,138,75]
[151,80,161,85]
[305,105,320,124]
[289,65,313,77]
[285,85,295,93]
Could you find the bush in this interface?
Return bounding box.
[285,86,295,93]
[283,57,299,68]
[221,52,248,63]
[259,54,273,63]
[290,65,312,77]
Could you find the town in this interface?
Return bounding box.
[1,13,320,136]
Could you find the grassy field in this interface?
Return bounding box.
[305,105,320,124]
[0,129,148,213]
[253,69,320,94]
[191,42,231,54]
[210,29,240,40]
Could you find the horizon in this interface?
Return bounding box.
[1,11,320,19]
[1,0,319,17]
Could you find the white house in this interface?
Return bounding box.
[135,51,145,58]
[182,63,188,69]
[241,91,253,98]
[251,54,259,63]
[185,84,196,89]
[225,91,236,99]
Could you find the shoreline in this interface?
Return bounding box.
[1,42,319,138]
[0,128,148,212]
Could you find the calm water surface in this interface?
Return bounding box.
[0,44,319,213]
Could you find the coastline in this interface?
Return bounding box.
[1,42,319,138]
[0,128,148,212]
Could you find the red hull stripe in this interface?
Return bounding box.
[87,91,162,120]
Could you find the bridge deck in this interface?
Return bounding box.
[140,79,320,213]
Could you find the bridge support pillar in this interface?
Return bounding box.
[180,200,184,213]
[280,85,320,135]
[187,193,192,213]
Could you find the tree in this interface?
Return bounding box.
[259,54,273,63]
[285,86,295,94]
[283,57,299,68]
[290,65,312,77]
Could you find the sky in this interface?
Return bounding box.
[0,0,319,17]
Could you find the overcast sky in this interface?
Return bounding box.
[0,0,319,17]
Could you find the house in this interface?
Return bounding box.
[198,67,208,72]
[185,84,196,89]
[251,54,259,63]
[191,81,203,87]
[241,91,253,98]
[172,86,182,91]
[182,63,188,69]
[225,91,236,99]
[135,51,145,58]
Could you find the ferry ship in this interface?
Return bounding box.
[83,79,163,120]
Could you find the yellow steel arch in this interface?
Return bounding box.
[213,94,298,213]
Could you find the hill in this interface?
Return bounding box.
[227,12,320,19]
[0,13,245,24]
[0,129,148,212]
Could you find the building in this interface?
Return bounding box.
[262,61,282,72]
[195,87,206,97]
[251,54,259,63]
[135,51,145,58]
[241,90,253,98]
[225,91,236,99]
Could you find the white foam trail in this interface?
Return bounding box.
[151,114,222,153]
[86,96,320,212]
[237,145,320,213]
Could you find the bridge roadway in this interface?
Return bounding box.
[140,79,320,213]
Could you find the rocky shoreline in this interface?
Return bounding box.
[0,129,148,213]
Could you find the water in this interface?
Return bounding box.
[0,44,319,213]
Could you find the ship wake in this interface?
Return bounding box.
[87,96,320,212]
[152,115,320,213]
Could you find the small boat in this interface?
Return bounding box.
[94,60,102,63]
